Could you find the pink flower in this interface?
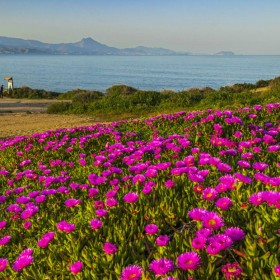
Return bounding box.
[274,264,280,276]
[177,252,201,270]
[188,208,208,221]
[37,232,55,248]
[215,197,233,210]
[191,237,207,250]
[69,261,83,274]
[23,221,32,229]
[202,188,218,201]
[103,242,117,255]
[202,212,224,230]
[224,227,245,242]
[12,255,33,271]
[222,262,243,279]
[165,180,175,188]
[132,174,146,185]
[149,259,173,276]
[57,220,75,233]
[145,224,158,235]
[106,198,118,207]
[0,221,7,229]
[64,198,81,207]
[120,265,143,280]
[90,218,103,230]
[96,209,107,217]
[156,235,169,246]
[0,258,8,272]
[123,192,139,203]
[0,236,11,246]
[88,188,99,197]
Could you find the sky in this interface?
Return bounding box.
[1,0,280,54]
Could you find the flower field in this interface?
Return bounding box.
[0,103,280,279]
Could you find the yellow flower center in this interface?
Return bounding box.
[228,267,237,273]
[208,219,216,225]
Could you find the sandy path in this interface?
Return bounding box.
[0,98,69,113]
[0,113,98,138]
[0,98,99,138]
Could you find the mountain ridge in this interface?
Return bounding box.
[0,36,190,56]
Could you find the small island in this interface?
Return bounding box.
[214,51,235,56]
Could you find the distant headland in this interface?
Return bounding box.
[214,51,235,56]
[0,36,190,56]
[0,36,235,56]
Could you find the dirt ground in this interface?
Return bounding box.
[0,98,98,138]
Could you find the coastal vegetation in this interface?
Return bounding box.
[8,77,279,120]
[0,102,279,279]
[40,78,280,121]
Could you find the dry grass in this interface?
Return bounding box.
[0,98,98,138]
[251,86,271,93]
[0,113,98,138]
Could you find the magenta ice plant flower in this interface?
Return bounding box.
[177,252,201,270]
[202,187,218,201]
[0,220,7,229]
[208,234,233,250]
[221,262,243,279]
[215,197,233,210]
[106,198,118,207]
[206,242,222,255]
[188,208,208,221]
[0,258,8,272]
[12,255,33,271]
[37,232,55,248]
[64,198,81,207]
[274,264,280,276]
[57,220,75,233]
[123,192,139,203]
[191,237,207,250]
[165,180,175,188]
[0,235,11,246]
[90,218,103,230]
[196,228,212,238]
[20,248,33,256]
[96,209,107,217]
[120,265,143,280]
[103,242,118,255]
[224,227,245,242]
[69,261,83,274]
[156,235,170,246]
[23,221,32,229]
[145,224,158,235]
[202,212,224,230]
[88,188,99,197]
[149,258,174,276]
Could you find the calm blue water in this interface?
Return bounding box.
[0,55,280,92]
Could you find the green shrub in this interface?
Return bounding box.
[269,76,280,90]
[72,91,103,104]
[10,86,59,99]
[255,79,271,88]
[106,85,137,96]
[47,102,71,114]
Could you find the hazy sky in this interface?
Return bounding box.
[1,0,280,54]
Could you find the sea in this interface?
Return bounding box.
[1,55,280,92]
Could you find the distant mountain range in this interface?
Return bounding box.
[0,36,236,56]
[0,36,192,56]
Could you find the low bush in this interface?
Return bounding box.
[47,102,71,114]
